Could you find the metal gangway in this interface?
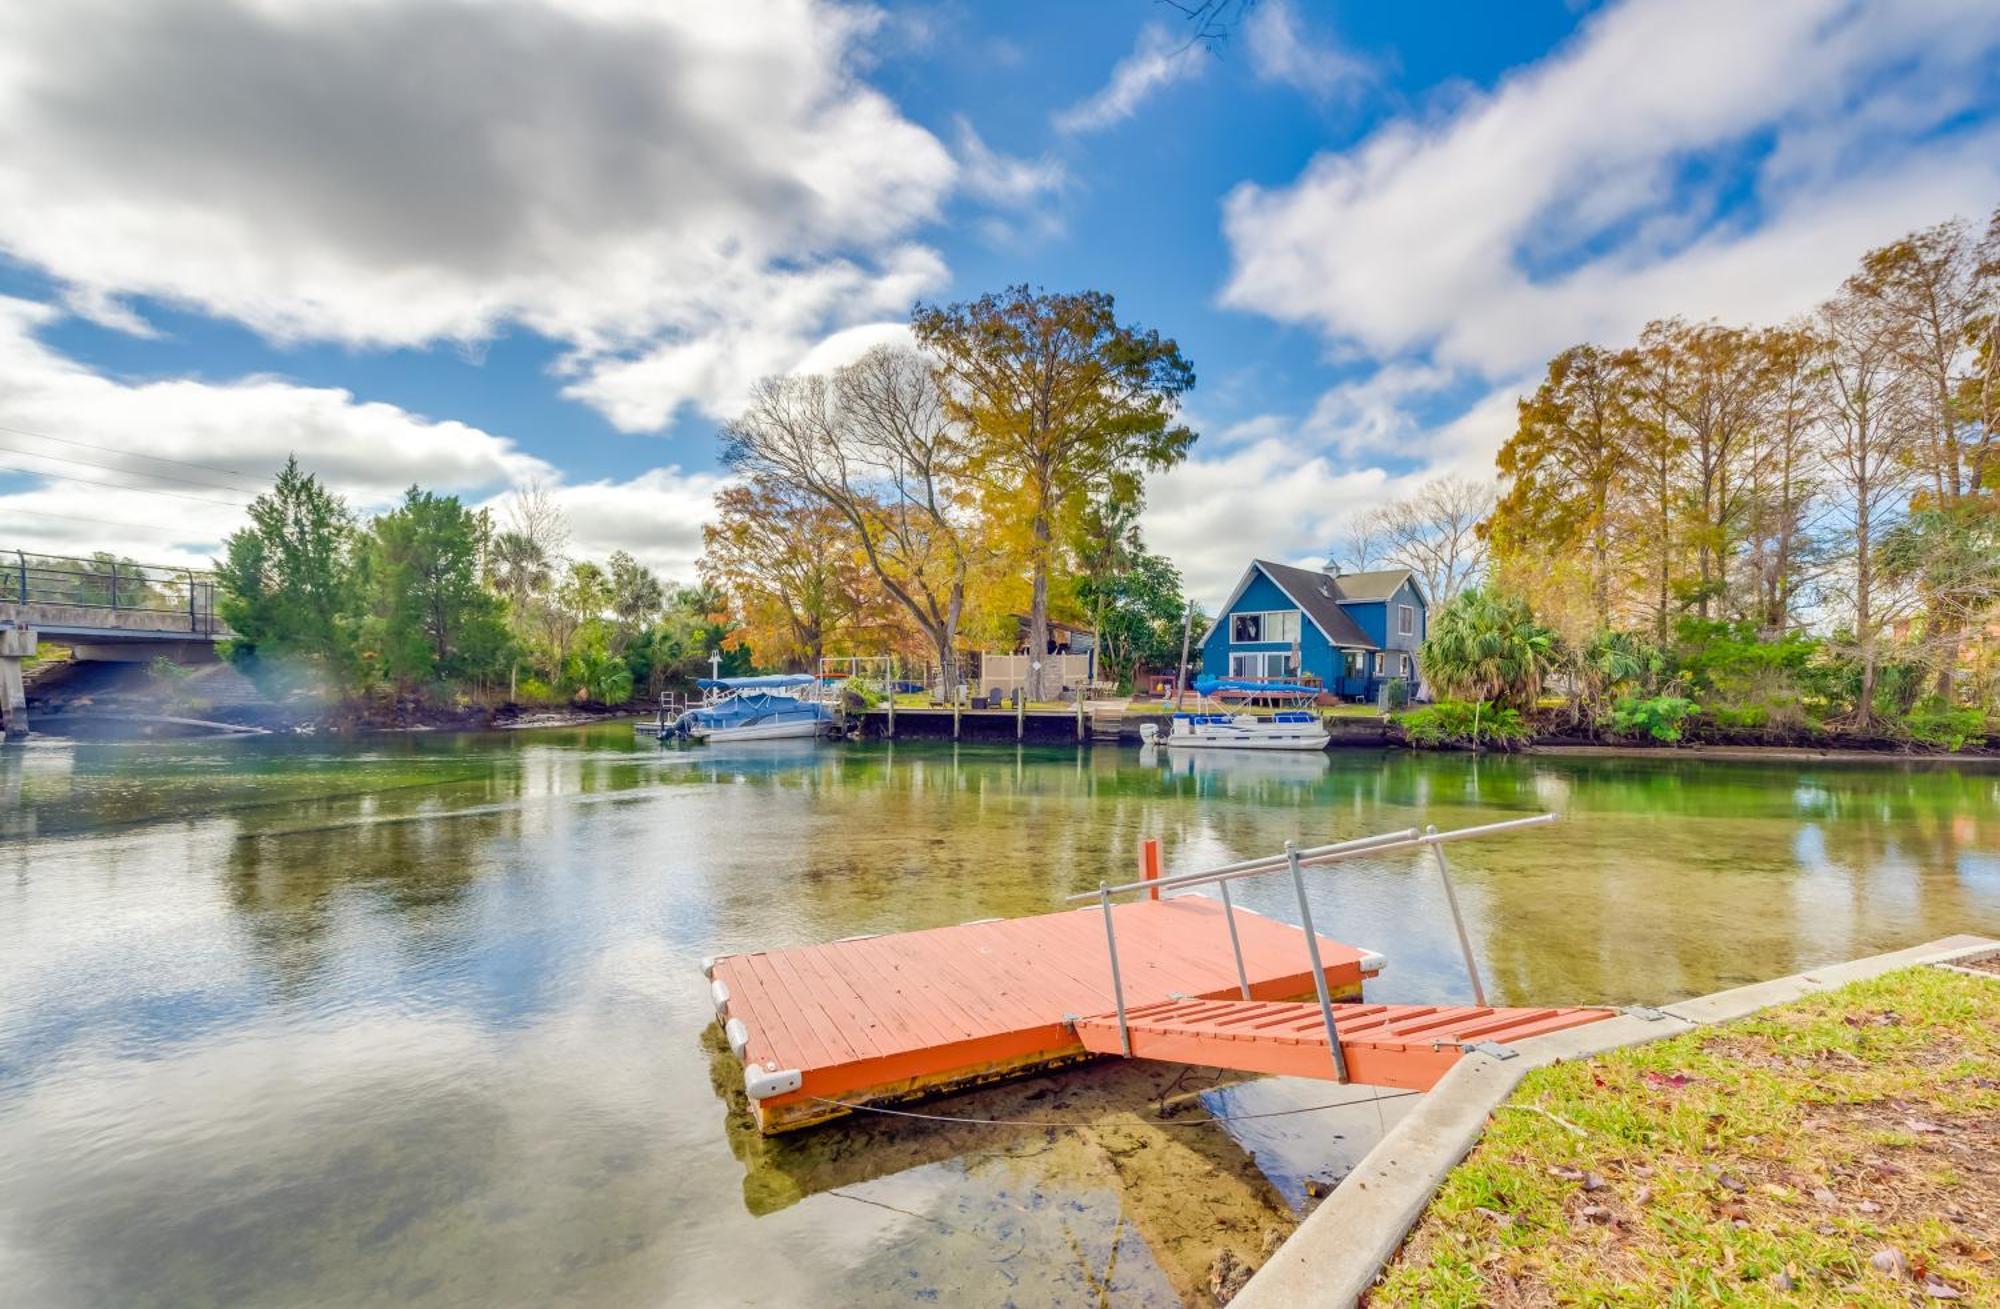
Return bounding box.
[1064,815,1615,1089]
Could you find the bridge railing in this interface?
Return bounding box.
[3,549,218,635]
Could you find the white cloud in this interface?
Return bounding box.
[1053,23,1207,134]
[560,245,947,431]
[1139,436,1388,603]
[954,117,1069,208]
[1200,0,2000,578]
[1222,0,2000,376]
[0,298,719,582]
[0,0,958,431]
[1243,0,1372,102]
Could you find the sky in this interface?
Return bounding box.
[1,0,1996,604]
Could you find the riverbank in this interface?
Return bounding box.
[1233,937,2000,1308]
[19,656,647,736]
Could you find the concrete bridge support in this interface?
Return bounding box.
[1,625,32,738]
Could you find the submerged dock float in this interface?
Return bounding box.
[708,897,1379,1133]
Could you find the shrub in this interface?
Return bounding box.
[1900,700,1988,752]
[1381,677,1410,711]
[1609,693,1695,743]
[1400,699,1530,748]
[1418,587,1558,712]
[514,676,558,705]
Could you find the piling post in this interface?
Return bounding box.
[1075,692,1084,741]
[885,665,895,740]
[1286,841,1348,1083]
[952,692,960,739]
[1140,837,1162,901]
[1015,689,1024,741]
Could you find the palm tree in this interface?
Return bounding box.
[1418,586,1558,712]
[487,530,553,700]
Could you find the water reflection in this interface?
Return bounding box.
[1,727,1996,1307]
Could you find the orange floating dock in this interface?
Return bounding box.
[708,896,1382,1133]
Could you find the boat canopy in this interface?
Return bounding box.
[1192,675,1320,698]
[696,674,815,690]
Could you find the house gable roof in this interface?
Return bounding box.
[1238,559,1377,649]
[1328,569,1424,605]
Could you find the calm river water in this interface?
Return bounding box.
[3,726,1997,1307]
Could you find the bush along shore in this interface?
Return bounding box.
[1389,697,1994,756]
[1403,582,1995,756]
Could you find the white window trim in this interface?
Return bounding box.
[1229,651,1296,679]
[1230,609,1301,644]
[1398,604,1415,637]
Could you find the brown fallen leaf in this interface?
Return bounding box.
[1905,1119,1947,1134]
[1813,1187,1839,1206]
[1578,1205,1613,1224]
[1548,1164,1585,1182]
[1718,1174,1748,1194]
[1921,1277,1965,1300]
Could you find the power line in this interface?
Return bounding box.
[0,461,248,508]
[0,421,264,486]
[0,440,262,496]
[0,504,237,537]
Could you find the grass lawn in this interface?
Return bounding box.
[1370,964,2000,1307]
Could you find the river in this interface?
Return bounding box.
[2,727,1996,1307]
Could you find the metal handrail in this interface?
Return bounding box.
[5,547,218,632]
[1074,813,1559,1084]
[1068,813,1557,901]
[1068,828,1420,901]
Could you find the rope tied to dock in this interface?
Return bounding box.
[805,1088,1418,1130]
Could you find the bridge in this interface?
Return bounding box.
[1,549,228,736]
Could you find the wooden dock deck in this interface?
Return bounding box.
[708,896,1381,1133]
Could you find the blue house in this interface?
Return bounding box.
[1199,560,1427,701]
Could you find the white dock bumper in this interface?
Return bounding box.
[744,1064,802,1100]
[1358,948,1387,976]
[724,1017,750,1059]
[710,978,730,1018]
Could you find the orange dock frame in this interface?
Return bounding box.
[708,896,1382,1133]
[710,815,1617,1134]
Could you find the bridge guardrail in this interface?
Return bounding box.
[4,549,218,635]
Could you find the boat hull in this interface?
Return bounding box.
[689,717,828,743]
[1163,732,1330,751]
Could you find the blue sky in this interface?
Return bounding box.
[1,0,1995,598]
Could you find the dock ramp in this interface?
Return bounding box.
[1074,999,1615,1092]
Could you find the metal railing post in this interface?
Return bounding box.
[1286,841,1348,1083]
[1099,883,1130,1055]
[108,560,118,609]
[1217,879,1251,1000]
[1427,824,1488,1006]
[13,551,23,604]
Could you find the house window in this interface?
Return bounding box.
[1230,610,1300,644]
[1230,651,1297,679]
[1398,653,1412,676]
[1342,650,1367,678]
[1398,604,1415,637]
